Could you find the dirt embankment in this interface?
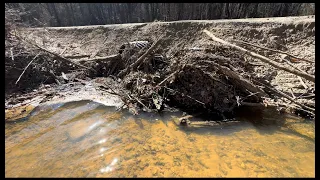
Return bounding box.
[5,16,315,121]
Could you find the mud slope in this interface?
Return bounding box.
[23,16,314,61]
[13,16,314,117]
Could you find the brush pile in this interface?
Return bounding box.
[5,16,315,120]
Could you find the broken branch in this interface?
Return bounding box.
[209,61,269,98]
[80,54,121,63]
[15,52,40,85]
[203,29,315,82]
[297,76,308,89]
[32,43,95,71]
[15,34,95,72]
[233,39,314,64]
[253,79,315,112]
[117,36,163,78]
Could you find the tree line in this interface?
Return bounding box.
[5,3,315,27]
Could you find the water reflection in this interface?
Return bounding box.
[100,158,119,173]
[5,100,315,177]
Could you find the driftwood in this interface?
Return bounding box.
[233,39,314,64]
[15,52,40,84]
[203,30,315,83]
[117,37,163,78]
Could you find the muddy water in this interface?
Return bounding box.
[5,100,315,177]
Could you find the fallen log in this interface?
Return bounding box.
[203,30,315,83]
[233,39,314,64]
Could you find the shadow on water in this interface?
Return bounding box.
[5,100,315,177]
[6,100,313,141]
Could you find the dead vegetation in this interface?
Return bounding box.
[5,15,315,120]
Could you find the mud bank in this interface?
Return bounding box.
[5,16,315,120]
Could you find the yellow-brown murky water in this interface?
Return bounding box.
[5,100,315,177]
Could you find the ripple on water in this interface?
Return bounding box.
[5,100,315,177]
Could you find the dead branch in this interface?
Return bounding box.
[15,52,40,85]
[15,34,95,72]
[233,39,314,64]
[299,94,315,99]
[117,37,163,78]
[59,47,67,56]
[32,43,95,71]
[101,81,151,112]
[157,70,178,87]
[290,106,315,117]
[90,49,101,59]
[48,70,61,85]
[253,79,315,112]
[297,76,309,89]
[204,30,315,83]
[157,59,191,87]
[64,54,91,59]
[242,101,315,117]
[210,61,269,98]
[163,86,206,106]
[130,94,151,111]
[289,88,296,99]
[281,57,307,75]
[81,54,121,62]
[240,102,267,107]
[10,47,14,61]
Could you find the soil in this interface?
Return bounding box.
[5,15,315,120]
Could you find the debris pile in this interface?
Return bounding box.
[5,17,315,120]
